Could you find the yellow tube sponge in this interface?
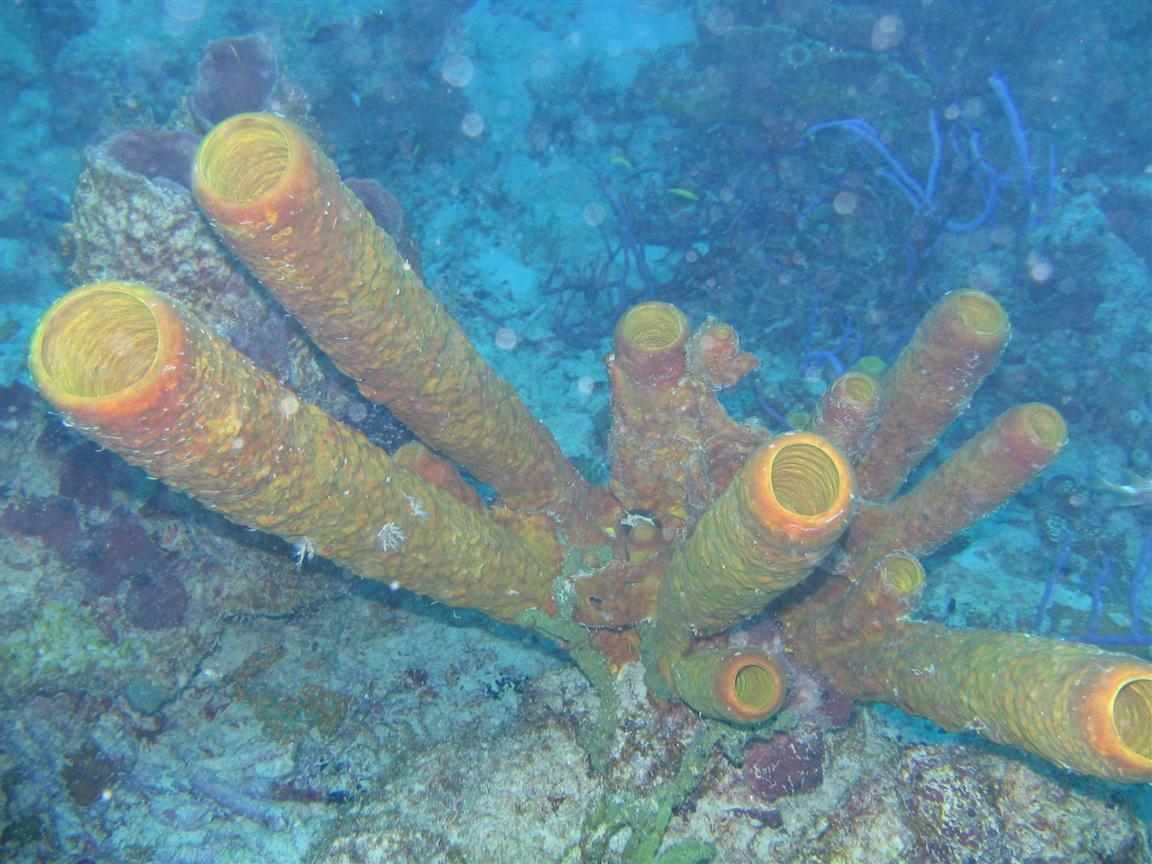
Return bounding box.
[854,290,1009,502]
[608,302,695,529]
[608,302,765,537]
[841,403,1068,577]
[648,432,854,667]
[828,625,1151,783]
[28,281,555,623]
[191,113,594,524]
[784,555,1152,783]
[666,648,787,725]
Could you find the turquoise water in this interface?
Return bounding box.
[1,2,1149,861]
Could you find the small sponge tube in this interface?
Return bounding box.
[666,648,787,725]
[613,301,691,387]
[807,370,881,462]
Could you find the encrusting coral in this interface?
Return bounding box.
[28,113,1152,788]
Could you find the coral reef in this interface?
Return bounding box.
[27,111,1151,826]
[4,3,1151,861]
[310,663,1149,864]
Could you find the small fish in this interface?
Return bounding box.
[609,155,635,169]
[667,187,699,202]
[1097,469,1152,507]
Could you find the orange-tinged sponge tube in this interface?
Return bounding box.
[807,370,881,462]
[608,302,765,536]
[649,432,854,667]
[613,301,691,386]
[28,281,555,623]
[854,290,1009,501]
[667,648,787,725]
[783,556,1151,782]
[842,403,1068,577]
[803,623,1152,783]
[191,113,593,524]
[686,319,759,388]
[608,303,697,530]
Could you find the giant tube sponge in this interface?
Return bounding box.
[27,281,555,622]
[191,113,595,525]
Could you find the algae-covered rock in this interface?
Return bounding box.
[788,744,1150,864]
[0,601,138,703]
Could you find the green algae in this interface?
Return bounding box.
[518,603,620,775]
[0,601,137,698]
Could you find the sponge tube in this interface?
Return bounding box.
[784,555,1152,783]
[819,623,1152,783]
[28,281,556,622]
[608,301,765,536]
[191,113,594,525]
[842,403,1068,577]
[666,648,787,724]
[854,290,1009,501]
[807,370,881,462]
[648,432,854,668]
